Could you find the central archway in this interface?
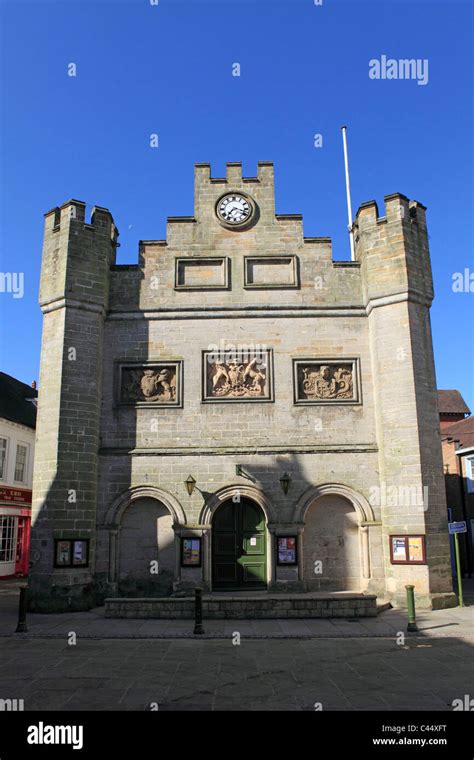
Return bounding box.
[212,498,267,590]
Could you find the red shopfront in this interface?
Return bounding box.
[0,487,31,578]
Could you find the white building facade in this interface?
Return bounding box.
[0,374,37,578]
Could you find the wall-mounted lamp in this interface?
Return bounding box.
[235,464,257,483]
[279,472,291,495]
[185,475,196,496]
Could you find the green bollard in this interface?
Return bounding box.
[405,584,418,633]
[194,588,204,635]
[15,586,28,633]
[453,533,464,608]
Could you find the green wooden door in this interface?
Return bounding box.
[212,498,267,590]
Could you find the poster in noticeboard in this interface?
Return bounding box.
[72,540,88,566]
[181,538,202,567]
[408,536,424,562]
[392,538,407,562]
[56,540,71,567]
[277,537,297,565]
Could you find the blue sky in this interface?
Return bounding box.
[0,0,473,408]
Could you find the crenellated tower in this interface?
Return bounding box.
[29,201,118,610]
[355,193,453,606]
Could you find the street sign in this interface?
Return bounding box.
[448,521,467,534]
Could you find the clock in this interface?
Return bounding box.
[216,193,254,227]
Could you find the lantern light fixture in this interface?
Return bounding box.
[185,475,196,496]
[279,472,291,495]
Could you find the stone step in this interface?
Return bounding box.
[105,593,378,619]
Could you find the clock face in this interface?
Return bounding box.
[217,194,253,226]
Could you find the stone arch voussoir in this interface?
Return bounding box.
[103,485,187,529]
[199,484,276,526]
[293,483,375,525]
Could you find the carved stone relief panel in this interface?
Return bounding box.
[203,349,273,402]
[293,359,360,404]
[119,362,183,407]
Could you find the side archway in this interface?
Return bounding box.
[104,485,187,529]
[294,483,375,592]
[293,483,375,525]
[103,486,186,591]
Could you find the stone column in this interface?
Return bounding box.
[360,525,370,580]
[109,529,118,583]
[297,526,305,584]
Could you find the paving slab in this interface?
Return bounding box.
[0,636,472,711]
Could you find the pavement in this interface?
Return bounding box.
[1,632,473,711]
[0,578,473,640]
[0,579,472,711]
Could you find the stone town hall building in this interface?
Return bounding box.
[29,161,455,612]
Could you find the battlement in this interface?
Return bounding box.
[355,193,427,230]
[40,200,119,310]
[354,193,432,307]
[192,160,279,232]
[44,199,119,244]
[194,161,274,187]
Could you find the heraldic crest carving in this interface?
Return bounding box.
[204,350,272,401]
[294,360,358,404]
[120,363,180,406]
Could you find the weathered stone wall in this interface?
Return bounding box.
[105,593,378,619]
[98,315,375,451]
[30,161,456,611]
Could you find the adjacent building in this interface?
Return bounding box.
[29,161,455,611]
[0,373,37,578]
[439,390,473,576]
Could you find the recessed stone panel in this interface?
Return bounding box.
[244,255,298,288]
[175,257,229,290]
[203,349,273,402]
[118,361,183,407]
[293,358,360,404]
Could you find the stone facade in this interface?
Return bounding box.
[29,161,456,611]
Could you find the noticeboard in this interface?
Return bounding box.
[389,535,426,565]
[277,536,298,566]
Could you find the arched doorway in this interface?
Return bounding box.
[118,497,175,596]
[212,498,267,590]
[303,494,362,591]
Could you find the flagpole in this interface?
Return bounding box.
[341,126,355,261]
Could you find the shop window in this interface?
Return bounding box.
[0,516,16,563]
[16,520,24,563]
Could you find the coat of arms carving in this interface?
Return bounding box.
[203,350,273,402]
[293,360,359,404]
[119,363,181,406]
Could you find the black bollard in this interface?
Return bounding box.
[194,588,204,635]
[15,586,28,633]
